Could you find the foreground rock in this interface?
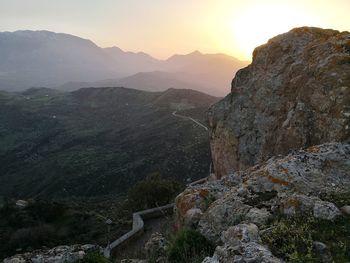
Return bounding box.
[202,224,281,263]
[3,245,102,263]
[209,27,350,179]
[175,143,350,261]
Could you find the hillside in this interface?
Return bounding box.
[0,87,219,199]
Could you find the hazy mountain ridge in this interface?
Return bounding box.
[0,30,248,96]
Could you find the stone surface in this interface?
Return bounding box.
[340,205,350,215]
[175,143,350,261]
[178,143,350,243]
[183,208,203,227]
[3,245,102,263]
[209,27,350,179]
[312,241,333,263]
[313,200,341,221]
[245,208,271,227]
[144,232,167,263]
[202,224,281,263]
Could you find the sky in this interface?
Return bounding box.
[1,0,349,60]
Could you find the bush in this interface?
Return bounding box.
[78,252,111,263]
[167,229,215,263]
[127,172,183,210]
[9,224,55,249]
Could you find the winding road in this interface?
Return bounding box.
[172,111,208,131]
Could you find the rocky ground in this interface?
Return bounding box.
[3,245,102,263]
[176,142,350,262]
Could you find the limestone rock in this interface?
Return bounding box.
[144,232,166,263]
[313,201,341,221]
[245,208,271,227]
[312,241,333,263]
[183,208,203,228]
[190,143,350,243]
[3,244,102,263]
[209,27,350,179]
[203,224,281,263]
[175,180,229,229]
[221,224,260,246]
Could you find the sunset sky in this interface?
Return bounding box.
[1,0,349,60]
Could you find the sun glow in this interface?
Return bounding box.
[230,2,322,60]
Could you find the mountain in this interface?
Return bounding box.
[0,87,219,199]
[0,30,118,90]
[0,30,248,96]
[103,46,162,74]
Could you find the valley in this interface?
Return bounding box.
[0,87,219,199]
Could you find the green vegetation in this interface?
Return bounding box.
[0,87,213,199]
[127,173,183,210]
[78,253,111,263]
[0,200,126,260]
[261,214,350,262]
[166,229,215,263]
[203,193,216,210]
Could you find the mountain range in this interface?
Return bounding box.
[0,30,248,96]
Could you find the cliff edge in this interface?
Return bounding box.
[209,27,350,178]
[175,27,350,262]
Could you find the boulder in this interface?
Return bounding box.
[202,224,281,263]
[245,208,271,226]
[209,27,350,179]
[313,201,341,221]
[312,241,333,263]
[183,208,203,227]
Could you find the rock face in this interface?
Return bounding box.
[209,27,350,179]
[3,245,102,263]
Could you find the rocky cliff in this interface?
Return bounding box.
[175,27,350,262]
[209,27,350,178]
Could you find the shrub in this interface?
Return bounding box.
[127,172,183,210]
[261,214,350,262]
[77,252,111,263]
[167,229,215,263]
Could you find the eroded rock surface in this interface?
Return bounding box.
[3,245,102,263]
[175,143,350,261]
[209,27,350,178]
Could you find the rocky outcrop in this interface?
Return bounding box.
[175,142,350,261]
[209,27,350,179]
[202,224,281,263]
[3,245,102,263]
[144,233,167,263]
